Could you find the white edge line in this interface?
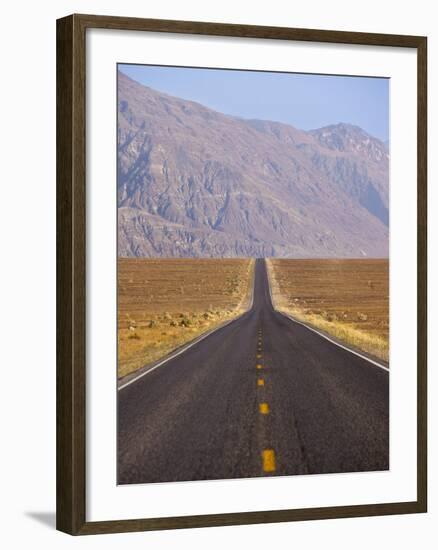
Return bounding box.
[118,316,238,391]
[280,312,390,372]
[264,259,389,373]
[118,259,256,391]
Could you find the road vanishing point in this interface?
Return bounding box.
[118,259,389,484]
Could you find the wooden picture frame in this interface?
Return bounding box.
[57,13,427,535]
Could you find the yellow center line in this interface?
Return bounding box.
[262,449,276,472]
[257,378,265,386]
[256,364,263,369]
[259,402,269,414]
[257,353,262,358]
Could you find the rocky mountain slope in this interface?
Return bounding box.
[118,71,389,258]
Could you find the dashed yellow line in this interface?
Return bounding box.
[262,449,276,472]
[256,330,274,473]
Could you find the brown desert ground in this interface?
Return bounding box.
[118,258,254,378]
[267,258,389,363]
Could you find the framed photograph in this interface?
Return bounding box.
[56,14,427,535]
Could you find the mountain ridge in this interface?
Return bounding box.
[117,71,389,258]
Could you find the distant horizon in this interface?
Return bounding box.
[119,64,389,142]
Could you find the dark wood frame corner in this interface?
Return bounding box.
[56,13,427,535]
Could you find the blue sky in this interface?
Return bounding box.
[119,64,389,142]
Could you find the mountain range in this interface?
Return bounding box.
[117,71,389,258]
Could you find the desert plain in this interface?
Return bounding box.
[118,258,254,377]
[267,258,389,362]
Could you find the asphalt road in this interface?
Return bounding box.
[118,259,389,484]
